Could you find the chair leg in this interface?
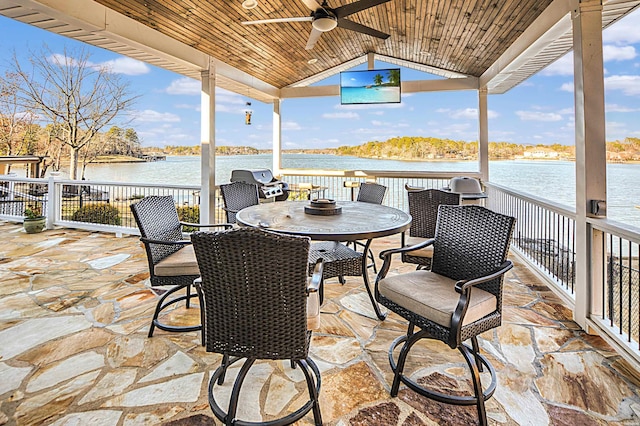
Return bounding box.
[218,354,229,385]
[459,343,488,426]
[185,283,191,309]
[225,358,255,425]
[299,358,323,426]
[389,328,425,397]
[471,336,484,373]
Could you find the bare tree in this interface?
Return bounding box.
[0,71,37,162]
[10,45,138,179]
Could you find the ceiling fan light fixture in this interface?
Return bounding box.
[242,0,258,10]
[312,16,337,32]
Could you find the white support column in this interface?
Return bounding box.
[572,0,606,330]
[272,99,282,174]
[200,59,216,224]
[478,88,489,181]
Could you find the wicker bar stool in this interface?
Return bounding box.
[374,205,515,426]
[401,186,460,270]
[192,227,323,426]
[130,195,231,338]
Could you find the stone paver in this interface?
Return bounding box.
[1,221,639,425]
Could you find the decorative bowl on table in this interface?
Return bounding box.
[304,198,342,215]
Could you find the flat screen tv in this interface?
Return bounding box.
[340,68,401,105]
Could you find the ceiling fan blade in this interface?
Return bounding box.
[305,27,323,50]
[337,18,390,39]
[333,0,390,19]
[242,16,313,25]
[301,0,324,11]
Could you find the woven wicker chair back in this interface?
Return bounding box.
[220,181,260,223]
[407,189,460,238]
[431,205,515,305]
[192,227,312,360]
[130,196,183,264]
[357,182,387,204]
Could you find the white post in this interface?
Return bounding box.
[272,99,282,174]
[200,59,216,224]
[572,0,606,330]
[478,88,489,182]
[46,172,61,229]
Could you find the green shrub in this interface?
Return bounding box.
[176,205,200,232]
[72,203,122,226]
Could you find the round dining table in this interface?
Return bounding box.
[236,200,411,319]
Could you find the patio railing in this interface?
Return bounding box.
[2,170,640,368]
[485,182,577,303]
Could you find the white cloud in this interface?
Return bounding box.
[131,109,181,123]
[322,112,359,119]
[166,77,200,95]
[604,10,640,44]
[48,54,150,76]
[606,103,639,112]
[560,82,574,92]
[515,111,563,121]
[604,45,636,62]
[605,75,640,95]
[440,108,499,119]
[99,57,150,75]
[282,121,302,130]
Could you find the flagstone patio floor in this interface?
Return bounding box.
[2,221,640,425]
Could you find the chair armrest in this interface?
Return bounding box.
[449,260,513,346]
[180,222,233,229]
[405,183,425,192]
[454,260,514,294]
[379,238,435,260]
[140,237,192,246]
[221,207,239,214]
[307,258,324,294]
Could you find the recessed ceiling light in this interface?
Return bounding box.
[242,0,258,10]
[307,58,318,64]
[419,51,431,56]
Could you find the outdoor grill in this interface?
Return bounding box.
[230,169,290,201]
[444,176,487,201]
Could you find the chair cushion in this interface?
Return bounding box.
[378,270,496,328]
[154,245,199,277]
[404,236,434,258]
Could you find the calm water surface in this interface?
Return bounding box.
[84,154,640,227]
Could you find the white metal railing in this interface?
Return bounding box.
[586,217,640,366]
[485,182,577,306]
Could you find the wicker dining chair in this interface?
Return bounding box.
[351,181,388,273]
[130,195,231,338]
[374,205,515,426]
[220,181,260,224]
[191,227,323,426]
[357,181,387,204]
[402,186,461,270]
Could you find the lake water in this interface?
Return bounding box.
[84,154,640,228]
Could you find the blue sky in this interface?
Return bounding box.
[0,10,639,150]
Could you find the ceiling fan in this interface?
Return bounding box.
[242,0,391,50]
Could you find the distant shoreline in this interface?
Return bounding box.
[97,152,640,165]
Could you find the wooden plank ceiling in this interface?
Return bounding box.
[93,0,554,89]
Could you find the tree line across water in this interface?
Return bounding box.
[155,136,640,162]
